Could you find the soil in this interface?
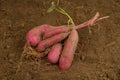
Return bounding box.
[0,0,120,80]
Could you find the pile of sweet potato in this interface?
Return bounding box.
[25,12,108,70]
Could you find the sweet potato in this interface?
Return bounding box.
[37,32,69,52]
[43,26,69,39]
[59,29,79,70]
[26,25,53,46]
[47,43,62,63]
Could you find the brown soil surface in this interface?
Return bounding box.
[0,0,120,80]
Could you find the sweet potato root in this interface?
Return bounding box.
[37,32,69,52]
[59,29,79,70]
[47,43,62,63]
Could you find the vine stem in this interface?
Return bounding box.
[55,7,75,26]
[47,1,75,26]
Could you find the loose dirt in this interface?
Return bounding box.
[0,0,120,80]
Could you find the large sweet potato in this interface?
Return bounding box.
[59,29,79,70]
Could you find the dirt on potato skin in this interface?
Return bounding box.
[0,0,120,80]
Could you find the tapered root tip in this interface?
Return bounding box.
[96,12,100,17]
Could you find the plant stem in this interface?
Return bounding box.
[55,7,75,26]
[47,1,75,26]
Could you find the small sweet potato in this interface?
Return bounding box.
[43,26,69,39]
[37,32,69,52]
[59,29,79,70]
[47,43,62,63]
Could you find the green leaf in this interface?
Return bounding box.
[47,2,56,13]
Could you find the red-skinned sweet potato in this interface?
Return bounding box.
[43,26,69,39]
[37,32,69,52]
[59,29,79,70]
[47,43,62,63]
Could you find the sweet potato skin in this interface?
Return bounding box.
[26,25,53,46]
[47,43,62,63]
[59,29,79,70]
[37,32,69,52]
